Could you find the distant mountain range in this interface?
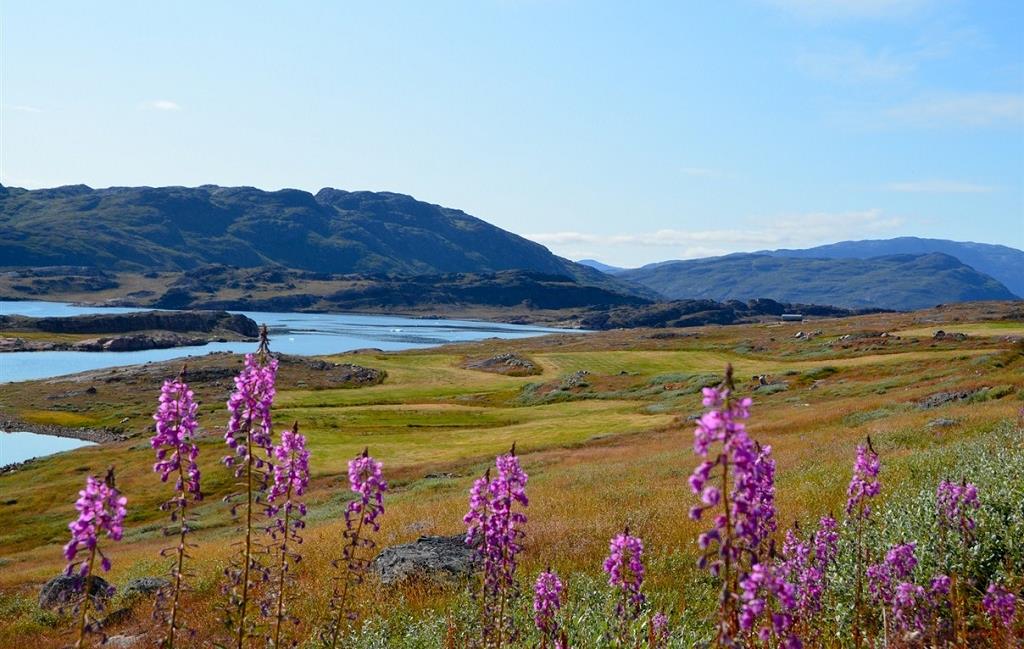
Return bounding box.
[2,183,1018,314]
[0,183,650,299]
[616,252,1017,310]
[760,237,1024,298]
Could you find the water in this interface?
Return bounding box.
[0,431,95,466]
[0,300,573,462]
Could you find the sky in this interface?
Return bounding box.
[1,0,1022,267]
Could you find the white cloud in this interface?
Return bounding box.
[143,99,182,111]
[4,104,42,113]
[528,209,905,266]
[796,44,915,82]
[886,180,994,193]
[680,166,721,177]
[884,93,1024,127]
[763,0,929,20]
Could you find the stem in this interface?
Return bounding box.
[330,509,366,649]
[166,464,189,649]
[717,452,735,645]
[272,488,294,648]
[853,519,863,649]
[236,431,255,649]
[74,544,97,649]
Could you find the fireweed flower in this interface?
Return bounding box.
[651,611,670,648]
[151,372,203,648]
[688,367,776,641]
[844,438,881,648]
[63,469,126,648]
[936,479,980,536]
[604,529,645,617]
[325,449,388,648]
[982,583,1018,630]
[738,561,800,648]
[463,446,529,647]
[266,423,310,649]
[845,442,881,519]
[779,515,839,632]
[533,569,564,645]
[222,328,278,649]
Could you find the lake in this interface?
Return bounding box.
[0,300,574,462]
[1,431,96,467]
[0,300,571,384]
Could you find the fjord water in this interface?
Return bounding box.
[0,300,570,384]
[1,431,96,466]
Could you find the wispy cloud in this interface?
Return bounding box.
[796,44,915,82]
[680,166,722,178]
[4,104,42,113]
[886,180,994,193]
[142,99,182,111]
[884,93,1024,127]
[763,0,929,21]
[528,209,905,265]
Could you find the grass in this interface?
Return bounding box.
[0,302,1022,646]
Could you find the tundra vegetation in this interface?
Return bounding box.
[0,302,1022,647]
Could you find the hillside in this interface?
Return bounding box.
[618,252,1018,310]
[763,237,1024,298]
[0,184,650,299]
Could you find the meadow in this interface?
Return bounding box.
[0,301,1021,647]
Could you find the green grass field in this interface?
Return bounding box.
[0,301,1021,646]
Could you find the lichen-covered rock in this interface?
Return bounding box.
[38,574,113,610]
[122,576,169,597]
[371,535,478,585]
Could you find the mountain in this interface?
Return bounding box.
[762,237,1024,298]
[0,184,650,298]
[576,259,625,274]
[617,252,1018,310]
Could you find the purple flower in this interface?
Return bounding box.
[223,353,278,473]
[269,425,310,518]
[983,583,1018,629]
[936,479,980,536]
[346,449,387,532]
[463,447,529,642]
[891,581,927,634]
[779,515,838,622]
[533,569,564,639]
[690,381,776,580]
[604,529,645,614]
[64,473,127,577]
[845,442,881,518]
[739,561,800,648]
[868,542,919,605]
[152,375,201,499]
[651,611,669,646]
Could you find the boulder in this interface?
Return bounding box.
[122,576,169,597]
[371,535,478,585]
[39,574,113,610]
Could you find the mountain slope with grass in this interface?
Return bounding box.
[617,252,1018,310]
[0,184,650,298]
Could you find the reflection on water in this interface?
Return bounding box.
[0,300,573,383]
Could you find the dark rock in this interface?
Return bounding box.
[371,535,478,585]
[122,576,169,597]
[39,574,113,610]
[466,353,540,376]
[918,390,979,409]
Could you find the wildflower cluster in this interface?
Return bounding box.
[150,371,203,648]
[326,449,388,647]
[936,478,980,536]
[533,569,566,648]
[464,446,529,646]
[688,366,778,641]
[64,469,127,647]
[267,423,310,648]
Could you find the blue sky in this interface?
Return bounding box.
[2,0,1021,267]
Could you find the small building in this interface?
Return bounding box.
[780,313,804,322]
